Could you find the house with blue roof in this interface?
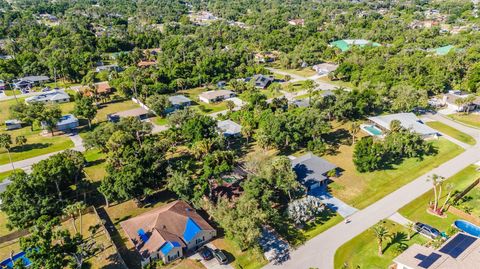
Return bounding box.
[120,200,216,266]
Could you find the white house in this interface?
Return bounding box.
[198,90,235,103]
[25,90,70,104]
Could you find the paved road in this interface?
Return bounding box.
[0,133,85,173]
[264,117,480,269]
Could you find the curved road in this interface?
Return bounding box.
[264,115,480,269]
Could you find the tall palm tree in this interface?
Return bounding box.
[0,134,14,171]
[348,121,360,145]
[75,202,87,236]
[439,183,455,213]
[428,174,445,213]
[372,223,389,256]
[406,222,415,240]
[63,204,79,234]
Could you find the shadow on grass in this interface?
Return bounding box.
[383,231,408,253]
[11,143,52,152]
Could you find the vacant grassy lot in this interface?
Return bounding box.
[326,136,464,209]
[177,87,228,114]
[317,76,353,89]
[0,127,73,165]
[399,165,480,231]
[426,121,476,145]
[448,113,480,128]
[83,149,107,182]
[334,220,428,269]
[92,100,140,124]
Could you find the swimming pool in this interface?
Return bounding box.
[0,251,31,268]
[361,124,383,136]
[454,220,480,238]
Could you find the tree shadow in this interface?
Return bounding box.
[11,143,52,152]
[323,128,350,155]
[383,231,408,253]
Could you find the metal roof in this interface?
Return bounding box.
[368,113,438,136]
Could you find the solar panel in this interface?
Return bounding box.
[137,229,149,243]
[418,253,442,268]
[439,233,477,258]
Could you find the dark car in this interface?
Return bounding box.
[199,246,214,260]
[414,222,440,239]
[213,249,228,264]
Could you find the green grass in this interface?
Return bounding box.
[399,165,480,231]
[153,116,168,126]
[301,212,344,241]
[447,113,480,128]
[0,170,20,182]
[426,121,476,145]
[0,127,74,165]
[93,100,140,124]
[334,220,429,269]
[328,138,464,209]
[213,238,268,269]
[3,90,21,97]
[83,149,107,182]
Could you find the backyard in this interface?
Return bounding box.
[399,164,480,232]
[324,124,464,209]
[426,121,476,145]
[334,220,429,269]
[447,113,480,128]
[0,127,74,165]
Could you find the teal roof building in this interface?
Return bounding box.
[330,39,381,52]
[431,45,455,56]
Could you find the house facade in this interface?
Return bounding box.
[441,91,480,112]
[25,90,70,104]
[120,200,216,266]
[198,90,235,103]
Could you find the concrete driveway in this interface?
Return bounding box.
[309,187,358,218]
[189,243,233,269]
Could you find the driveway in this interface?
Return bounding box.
[259,227,290,265]
[188,243,233,269]
[309,187,358,218]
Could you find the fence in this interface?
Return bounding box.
[448,206,480,226]
[131,97,157,115]
[93,206,129,269]
[451,178,479,205]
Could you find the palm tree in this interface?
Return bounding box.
[75,202,87,236]
[439,183,455,213]
[348,121,360,145]
[15,135,27,148]
[304,79,316,103]
[0,134,14,170]
[428,174,445,213]
[372,223,389,256]
[406,222,415,240]
[63,204,79,234]
[226,100,235,112]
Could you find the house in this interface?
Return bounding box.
[95,64,122,73]
[168,95,191,111]
[5,119,22,130]
[25,90,70,104]
[254,51,280,63]
[120,200,216,266]
[288,19,305,26]
[441,91,480,112]
[13,75,50,89]
[137,60,157,68]
[368,113,438,139]
[107,107,150,122]
[198,90,235,104]
[312,63,339,75]
[330,39,381,52]
[251,75,274,89]
[290,98,310,108]
[290,153,337,191]
[393,233,480,269]
[0,80,6,91]
[42,114,79,132]
[217,119,242,137]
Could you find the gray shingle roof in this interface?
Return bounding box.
[291,153,337,188]
[168,95,191,106]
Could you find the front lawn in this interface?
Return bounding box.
[0,127,74,165]
[326,136,464,209]
[334,220,429,269]
[83,149,107,182]
[212,238,268,269]
[447,113,480,128]
[426,121,476,145]
[399,165,480,231]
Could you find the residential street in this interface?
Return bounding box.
[264,116,480,269]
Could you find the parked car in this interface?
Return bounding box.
[199,246,214,260]
[213,249,228,264]
[414,222,440,239]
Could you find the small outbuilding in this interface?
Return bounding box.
[5,119,22,130]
